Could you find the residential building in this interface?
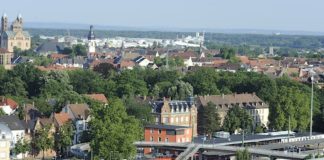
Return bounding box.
[144,124,192,154]
[0,96,18,115]
[0,115,25,146]
[0,48,12,69]
[53,112,71,130]
[133,56,152,67]
[0,123,12,160]
[151,97,197,137]
[61,103,90,144]
[197,93,269,128]
[0,14,31,52]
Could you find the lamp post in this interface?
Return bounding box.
[310,75,314,139]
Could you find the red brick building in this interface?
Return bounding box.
[144,124,192,154]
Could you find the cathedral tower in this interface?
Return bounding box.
[1,13,8,33]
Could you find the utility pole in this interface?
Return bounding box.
[310,75,314,139]
[242,130,245,147]
[288,115,290,142]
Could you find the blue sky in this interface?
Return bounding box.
[2,0,324,32]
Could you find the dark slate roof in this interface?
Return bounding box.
[36,41,65,54]
[152,98,194,113]
[133,56,146,63]
[0,115,25,130]
[145,124,190,130]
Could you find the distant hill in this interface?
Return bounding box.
[24,22,324,36]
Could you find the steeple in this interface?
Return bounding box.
[87,25,96,54]
[1,13,8,32]
[87,25,95,40]
[120,41,125,57]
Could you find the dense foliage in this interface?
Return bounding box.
[1,62,324,158]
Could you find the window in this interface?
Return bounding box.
[163,117,169,123]
[170,118,174,123]
[78,124,83,131]
[1,134,5,139]
[0,152,5,158]
[175,117,179,123]
[0,142,6,147]
[150,136,154,142]
[158,137,162,142]
[185,117,189,122]
[165,138,169,142]
[158,129,162,134]
[180,117,183,122]
[150,128,154,134]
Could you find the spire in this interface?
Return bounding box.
[18,13,22,19]
[87,25,95,40]
[121,41,125,57]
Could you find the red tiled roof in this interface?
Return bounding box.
[84,94,108,103]
[54,112,71,127]
[49,53,68,60]
[0,97,18,110]
[37,65,80,71]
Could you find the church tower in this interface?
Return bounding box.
[87,25,96,55]
[1,13,8,33]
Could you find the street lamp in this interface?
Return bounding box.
[310,75,314,139]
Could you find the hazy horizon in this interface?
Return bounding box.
[2,0,324,33]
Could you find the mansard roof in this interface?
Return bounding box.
[151,98,195,113]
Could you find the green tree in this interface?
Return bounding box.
[93,63,117,79]
[198,102,221,137]
[167,80,193,100]
[0,77,27,97]
[55,122,74,157]
[223,106,253,134]
[13,138,30,158]
[184,67,220,95]
[73,44,87,56]
[123,96,154,127]
[236,148,251,160]
[33,125,54,160]
[90,98,142,159]
[68,69,104,94]
[9,63,45,97]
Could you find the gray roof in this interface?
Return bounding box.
[2,31,30,38]
[197,93,268,110]
[0,115,25,131]
[36,41,65,54]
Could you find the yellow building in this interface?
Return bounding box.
[0,123,12,160]
[0,48,13,69]
[0,14,31,52]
